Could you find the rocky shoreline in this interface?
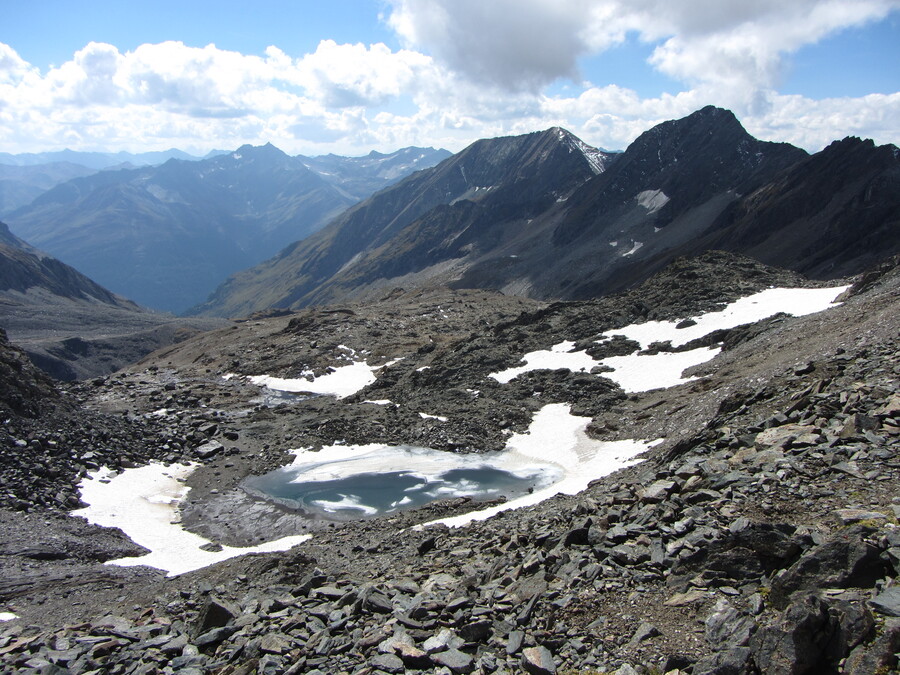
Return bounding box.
[1,252,899,674]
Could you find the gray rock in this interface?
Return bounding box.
[423,628,463,654]
[754,424,817,450]
[521,645,556,675]
[869,587,900,617]
[692,647,751,675]
[771,525,886,604]
[195,440,224,459]
[363,589,393,614]
[369,652,405,673]
[259,632,291,654]
[627,621,661,648]
[639,479,676,503]
[835,508,887,524]
[192,596,239,637]
[194,625,237,647]
[506,629,525,654]
[704,599,754,647]
[844,617,900,675]
[457,619,492,643]
[750,593,832,674]
[431,647,475,673]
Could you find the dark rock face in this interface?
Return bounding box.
[549,106,805,249]
[703,135,900,279]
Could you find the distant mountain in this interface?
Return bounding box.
[0,162,98,215]
[299,147,453,201]
[0,221,225,380]
[4,144,451,313]
[5,145,354,313]
[0,148,211,170]
[194,107,899,318]
[191,127,614,317]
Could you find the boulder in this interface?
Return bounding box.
[869,587,900,617]
[192,596,239,637]
[750,593,833,674]
[521,645,556,675]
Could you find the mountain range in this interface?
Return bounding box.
[0,162,99,216]
[4,145,450,312]
[1,105,900,675]
[192,106,900,318]
[0,148,218,170]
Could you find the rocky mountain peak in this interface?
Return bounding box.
[230,142,291,162]
[625,105,795,177]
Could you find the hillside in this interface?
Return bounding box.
[192,126,613,316]
[0,221,225,380]
[0,251,897,674]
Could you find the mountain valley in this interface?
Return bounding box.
[2,146,449,313]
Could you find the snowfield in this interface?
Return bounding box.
[491,285,849,392]
[419,403,652,529]
[74,464,310,577]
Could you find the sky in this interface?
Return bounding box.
[1,0,898,156]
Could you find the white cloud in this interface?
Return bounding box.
[387,0,900,99]
[387,0,596,91]
[0,0,898,158]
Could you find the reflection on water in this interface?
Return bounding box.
[250,387,317,407]
[243,458,557,520]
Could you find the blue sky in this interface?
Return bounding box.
[1,0,898,155]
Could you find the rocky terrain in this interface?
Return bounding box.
[0,251,898,674]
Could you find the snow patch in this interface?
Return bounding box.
[636,189,670,213]
[601,286,851,349]
[562,131,610,174]
[491,285,850,393]
[420,404,651,528]
[0,612,17,622]
[622,241,644,257]
[249,360,385,399]
[74,464,309,577]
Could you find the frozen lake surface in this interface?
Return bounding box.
[243,447,560,518]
